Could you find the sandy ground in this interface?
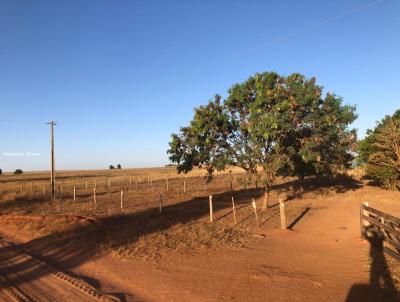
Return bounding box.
[1,180,399,301]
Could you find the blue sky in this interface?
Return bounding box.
[0,0,399,171]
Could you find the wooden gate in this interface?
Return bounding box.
[360,202,400,261]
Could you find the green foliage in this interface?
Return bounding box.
[168,95,231,175]
[168,71,357,193]
[359,110,400,190]
[14,169,23,175]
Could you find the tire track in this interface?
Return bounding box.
[0,238,120,302]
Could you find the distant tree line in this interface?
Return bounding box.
[168,71,357,208]
[109,164,122,170]
[0,169,23,175]
[357,110,400,190]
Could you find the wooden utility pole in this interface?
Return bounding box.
[46,121,56,199]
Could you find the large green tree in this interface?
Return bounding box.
[168,71,357,205]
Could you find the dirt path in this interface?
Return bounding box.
[0,236,120,302]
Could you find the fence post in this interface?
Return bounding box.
[360,201,369,239]
[232,196,237,225]
[252,198,259,227]
[93,187,97,206]
[43,184,46,197]
[166,178,169,191]
[209,195,213,222]
[73,186,76,201]
[85,178,88,189]
[159,193,163,214]
[262,191,268,212]
[120,190,124,210]
[279,198,286,229]
[183,180,186,193]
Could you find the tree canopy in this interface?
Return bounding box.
[358,110,400,190]
[168,71,357,198]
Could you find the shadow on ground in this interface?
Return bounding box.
[345,226,399,302]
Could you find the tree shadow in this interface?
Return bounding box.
[345,226,399,302]
[272,174,363,202]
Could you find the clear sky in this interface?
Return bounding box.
[0,0,399,172]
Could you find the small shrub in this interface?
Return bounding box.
[109,165,115,170]
[117,164,122,169]
[14,169,23,175]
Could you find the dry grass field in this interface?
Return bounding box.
[0,167,399,301]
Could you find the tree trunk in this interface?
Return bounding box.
[261,189,270,212]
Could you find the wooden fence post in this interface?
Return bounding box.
[232,196,237,225]
[209,195,213,222]
[252,198,259,227]
[43,184,46,197]
[129,177,132,186]
[73,186,76,201]
[279,198,286,229]
[159,193,163,214]
[360,201,369,239]
[85,178,88,189]
[120,190,124,209]
[183,180,186,193]
[93,188,97,206]
[166,178,169,191]
[262,191,268,212]
[108,178,111,188]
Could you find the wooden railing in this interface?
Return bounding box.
[360,202,400,261]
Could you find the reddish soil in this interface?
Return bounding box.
[1,178,399,301]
